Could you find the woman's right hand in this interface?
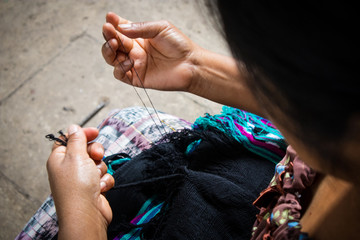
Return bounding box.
[102,12,263,116]
[102,12,200,92]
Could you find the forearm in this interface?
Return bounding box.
[189,47,264,116]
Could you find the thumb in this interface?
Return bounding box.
[65,124,88,159]
[118,20,172,39]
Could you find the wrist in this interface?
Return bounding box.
[187,46,212,95]
[186,47,264,116]
[57,200,108,240]
[187,47,241,98]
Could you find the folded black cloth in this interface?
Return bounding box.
[105,128,275,240]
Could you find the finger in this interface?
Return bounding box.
[95,160,107,177]
[120,71,134,85]
[118,20,172,39]
[106,12,131,27]
[87,142,104,161]
[102,39,119,65]
[65,125,88,159]
[100,173,115,192]
[47,145,66,171]
[106,13,132,52]
[50,127,98,150]
[103,23,133,53]
[113,59,134,81]
[51,141,65,151]
[49,130,69,151]
[99,194,113,224]
[103,43,129,66]
[113,52,128,66]
[83,127,99,142]
[102,41,128,66]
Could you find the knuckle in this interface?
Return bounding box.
[109,175,115,188]
[105,47,113,59]
[159,20,171,27]
[104,174,115,188]
[100,161,107,171]
[137,21,146,29]
[159,20,174,31]
[113,67,122,79]
[103,47,115,63]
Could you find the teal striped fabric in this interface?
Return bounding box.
[193,106,287,164]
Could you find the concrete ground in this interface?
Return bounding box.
[0,0,230,238]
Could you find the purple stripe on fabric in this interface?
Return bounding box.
[233,122,284,156]
[131,211,147,225]
[98,114,128,133]
[214,115,283,156]
[260,118,275,128]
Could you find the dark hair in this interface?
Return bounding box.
[208,1,358,170]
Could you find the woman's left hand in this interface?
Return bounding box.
[47,125,114,240]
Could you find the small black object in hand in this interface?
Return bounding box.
[45,130,68,146]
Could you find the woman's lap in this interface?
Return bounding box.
[15,107,191,240]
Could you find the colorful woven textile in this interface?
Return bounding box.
[113,197,164,240]
[16,106,286,240]
[107,107,286,239]
[193,106,287,164]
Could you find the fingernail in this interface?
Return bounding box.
[97,168,102,176]
[100,181,106,190]
[122,59,132,66]
[119,23,131,29]
[68,124,79,135]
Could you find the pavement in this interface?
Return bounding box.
[0,0,230,238]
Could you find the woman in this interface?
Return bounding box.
[18,1,359,239]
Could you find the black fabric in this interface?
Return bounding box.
[105,128,275,240]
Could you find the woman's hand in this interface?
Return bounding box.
[47,125,114,240]
[102,12,264,116]
[102,12,200,92]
